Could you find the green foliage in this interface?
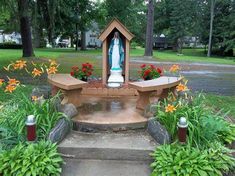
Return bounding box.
[156,93,235,148]
[0,93,65,150]
[0,141,63,176]
[151,143,235,176]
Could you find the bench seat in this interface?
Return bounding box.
[129,76,182,110]
[48,74,87,107]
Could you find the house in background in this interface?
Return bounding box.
[85,22,102,48]
[153,34,172,50]
[0,30,22,44]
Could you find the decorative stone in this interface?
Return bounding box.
[144,104,158,118]
[31,86,51,99]
[147,117,171,144]
[59,103,78,118]
[48,117,71,143]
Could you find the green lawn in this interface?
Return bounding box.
[204,94,235,119]
[0,48,234,68]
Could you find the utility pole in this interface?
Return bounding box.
[207,0,215,57]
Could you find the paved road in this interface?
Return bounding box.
[130,57,235,96]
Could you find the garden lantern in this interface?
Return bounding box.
[177,117,188,143]
[26,115,36,141]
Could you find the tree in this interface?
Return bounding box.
[18,0,34,57]
[207,0,215,57]
[144,0,154,56]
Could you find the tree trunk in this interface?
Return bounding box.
[207,0,215,57]
[18,0,34,57]
[81,30,86,50]
[144,0,154,56]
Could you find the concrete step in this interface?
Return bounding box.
[58,130,158,161]
[61,158,152,176]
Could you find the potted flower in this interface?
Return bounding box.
[139,64,163,80]
[70,63,93,81]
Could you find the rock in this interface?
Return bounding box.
[48,117,72,143]
[31,86,51,99]
[147,117,171,144]
[144,104,158,118]
[59,103,78,118]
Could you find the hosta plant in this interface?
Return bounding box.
[0,141,63,176]
[151,143,235,176]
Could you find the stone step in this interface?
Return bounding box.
[58,130,158,161]
[61,158,152,176]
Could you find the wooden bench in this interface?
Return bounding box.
[48,74,87,107]
[129,76,182,110]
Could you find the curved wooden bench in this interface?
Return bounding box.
[129,76,182,110]
[48,74,87,107]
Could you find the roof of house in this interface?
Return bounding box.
[98,18,134,42]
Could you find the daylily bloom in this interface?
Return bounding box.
[32,68,42,77]
[176,83,188,92]
[47,66,58,74]
[165,104,177,113]
[14,60,27,70]
[169,64,180,72]
[31,96,38,101]
[0,79,4,86]
[49,59,57,66]
[5,84,16,93]
[8,79,20,85]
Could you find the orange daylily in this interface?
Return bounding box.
[169,64,180,72]
[32,68,43,77]
[47,66,58,74]
[14,60,27,70]
[0,79,4,86]
[165,104,177,113]
[31,96,38,101]
[176,83,188,92]
[49,59,57,66]
[8,79,20,85]
[5,84,16,93]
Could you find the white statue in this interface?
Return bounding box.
[107,31,124,87]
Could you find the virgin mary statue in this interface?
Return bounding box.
[107,31,124,87]
[108,32,124,70]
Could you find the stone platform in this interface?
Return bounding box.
[59,130,158,176]
[72,96,147,131]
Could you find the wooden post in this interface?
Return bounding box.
[102,39,107,85]
[125,39,130,84]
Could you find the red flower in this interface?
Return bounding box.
[150,64,155,69]
[144,69,151,76]
[157,68,162,74]
[70,71,74,76]
[141,64,146,68]
[82,68,86,72]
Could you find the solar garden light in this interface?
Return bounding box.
[26,115,36,141]
[177,117,188,144]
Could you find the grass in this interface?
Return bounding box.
[204,94,235,119]
[0,48,234,68]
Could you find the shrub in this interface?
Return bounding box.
[0,141,63,176]
[0,43,22,49]
[156,93,235,147]
[0,93,65,150]
[151,143,235,176]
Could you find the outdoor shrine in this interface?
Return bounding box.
[98,18,134,87]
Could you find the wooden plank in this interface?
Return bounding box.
[125,39,130,84]
[99,19,134,42]
[102,39,107,85]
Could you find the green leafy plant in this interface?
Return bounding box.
[156,93,235,148]
[0,92,66,150]
[151,143,235,176]
[0,141,63,176]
